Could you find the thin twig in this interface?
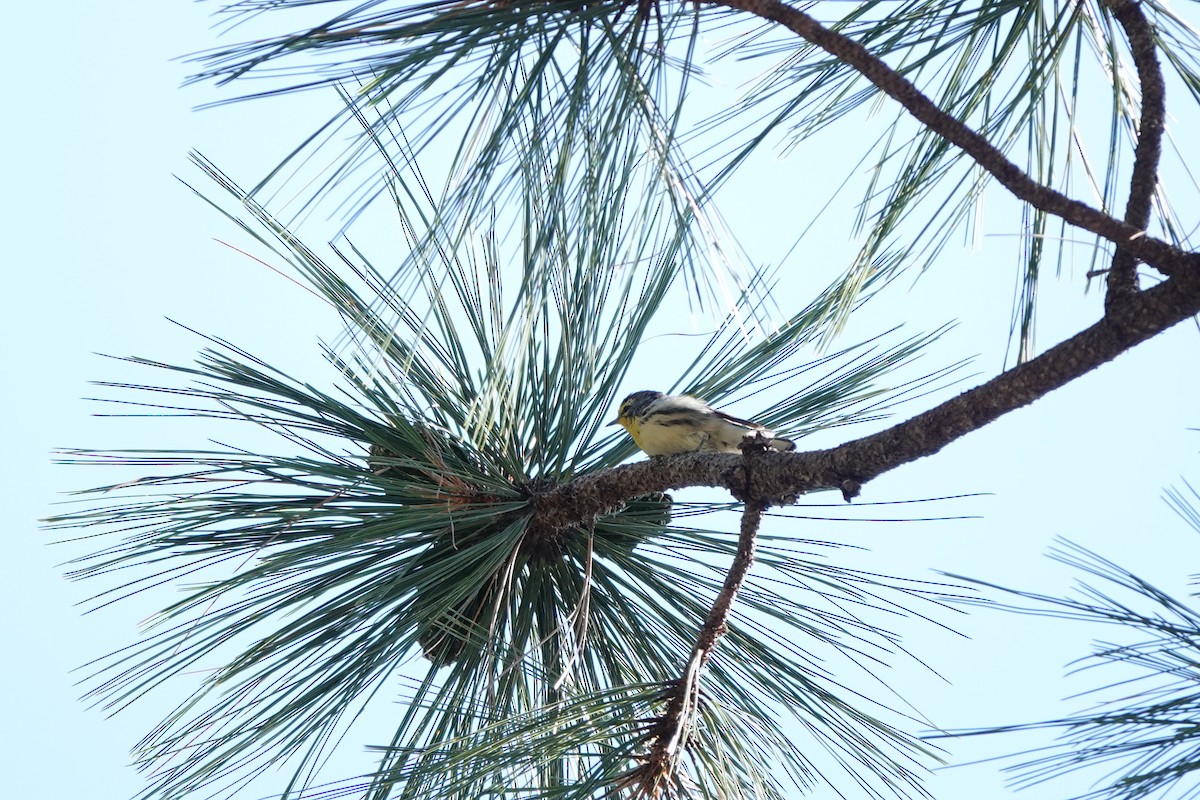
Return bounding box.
[632,497,768,797]
[1105,0,1167,309]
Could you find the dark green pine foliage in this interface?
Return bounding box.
[51,147,961,800]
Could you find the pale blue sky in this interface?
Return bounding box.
[6,2,1200,799]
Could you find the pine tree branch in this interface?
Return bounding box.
[708,0,1197,279]
[1105,0,1167,309]
[536,266,1200,525]
[629,496,768,796]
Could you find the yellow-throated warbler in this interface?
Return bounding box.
[610,391,794,456]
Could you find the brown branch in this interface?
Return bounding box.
[533,267,1200,527]
[630,496,768,797]
[708,0,1197,278]
[1105,0,1167,309]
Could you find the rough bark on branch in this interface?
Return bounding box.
[1105,0,1167,308]
[533,267,1200,530]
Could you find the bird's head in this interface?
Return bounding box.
[608,390,664,433]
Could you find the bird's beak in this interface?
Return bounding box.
[607,418,620,426]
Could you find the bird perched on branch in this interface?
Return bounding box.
[610,391,795,457]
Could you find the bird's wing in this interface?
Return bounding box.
[712,408,767,431]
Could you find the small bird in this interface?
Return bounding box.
[610,390,795,456]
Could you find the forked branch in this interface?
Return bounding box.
[711,0,1196,278]
[584,2,1193,791]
